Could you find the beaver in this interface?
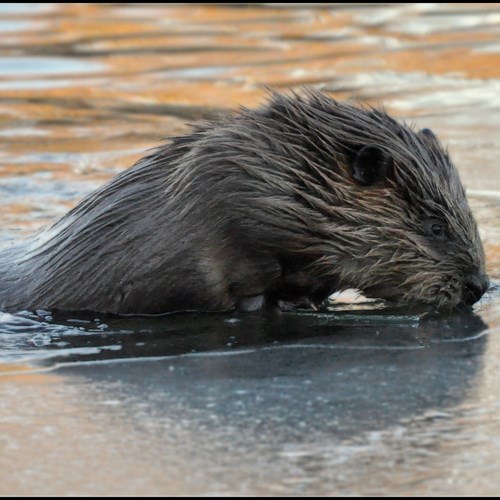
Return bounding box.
[0,89,490,315]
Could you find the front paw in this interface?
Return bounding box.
[236,295,266,312]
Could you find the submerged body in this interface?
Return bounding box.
[0,90,489,315]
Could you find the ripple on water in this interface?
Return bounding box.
[0,57,106,76]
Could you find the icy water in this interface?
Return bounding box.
[0,3,500,496]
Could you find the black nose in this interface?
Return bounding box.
[461,273,490,306]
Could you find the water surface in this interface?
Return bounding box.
[0,3,499,496]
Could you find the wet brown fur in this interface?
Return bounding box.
[0,89,489,314]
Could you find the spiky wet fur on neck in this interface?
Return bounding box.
[0,89,487,314]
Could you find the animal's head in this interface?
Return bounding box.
[261,90,489,310]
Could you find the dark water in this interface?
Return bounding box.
[1,3,500,496]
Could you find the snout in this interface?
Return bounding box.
[461,273,490,306]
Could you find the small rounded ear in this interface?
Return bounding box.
[419,128,437,141]
[352,145,393,186]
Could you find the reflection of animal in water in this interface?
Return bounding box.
[0,90,490,315]
[59,310,489,443]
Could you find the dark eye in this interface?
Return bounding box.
[423,219,448,241]
[431,223,444,237]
